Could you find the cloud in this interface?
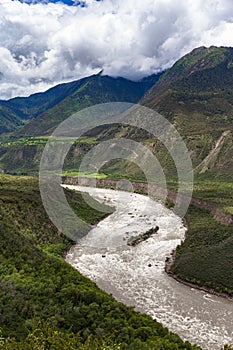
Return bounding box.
[0,0,233,99]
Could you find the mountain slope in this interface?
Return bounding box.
[0,73,160,137]
[0,79,88,134]
[142,46,233,176]
[19,73,160,136]
[195,130,233,174]
[0,103,23,134]
[143,46,233,131]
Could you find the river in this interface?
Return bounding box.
[64,185,233,349]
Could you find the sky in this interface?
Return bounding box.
[0,0,233,100]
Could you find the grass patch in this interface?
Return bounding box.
[223,206,233,214]
[192,177,233,213]
[62,170,107,179]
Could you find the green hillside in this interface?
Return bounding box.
[139,46,233,297]
[0,79,86,134]
[170,204,233,295]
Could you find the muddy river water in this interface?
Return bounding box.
[64,185,233,349]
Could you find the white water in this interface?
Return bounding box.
[64,185,233,349]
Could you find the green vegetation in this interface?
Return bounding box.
[0,321,123,350]
[0,175,200,349]
[0,136,49,147]
[223,345,233,350]
[170,205,233,296]
[0,136,98,175]
[0,136,98,147]
[160,46,230,83]
[62,171,107,179]
[0,104,23,135]
[0,79,87,135]
[0,320,201,350]
[192,177,233,214]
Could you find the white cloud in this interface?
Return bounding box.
[0,0,233,99]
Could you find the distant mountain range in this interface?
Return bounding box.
[0,73,160,135]
[0,45,232,177]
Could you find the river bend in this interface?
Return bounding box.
[64,185,233,349]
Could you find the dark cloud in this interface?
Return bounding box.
[0,0,233,99]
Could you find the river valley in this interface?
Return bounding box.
[64,185,233,350]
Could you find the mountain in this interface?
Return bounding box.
[0,79,86,134]
[143,46,233,131]
[1,47,233,178]
[19,73,160,136]
[139,46,233,299]
[0,73,161,137]
[141,45,233,176]
[0,103,23,134]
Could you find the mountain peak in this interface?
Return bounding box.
[143,46,233,102]
[161,46,233,82]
